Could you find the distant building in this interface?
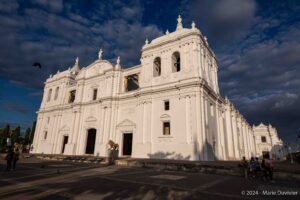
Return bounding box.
[31,16,284,161]
[253,123,284,159]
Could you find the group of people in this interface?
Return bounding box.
[239,155,274,181]
[4,147,20,171]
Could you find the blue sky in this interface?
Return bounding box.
[0,0,299,143]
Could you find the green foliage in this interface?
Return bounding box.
[0,124,10,152]
[24,128,31,145]
[12,126,20,144]
[3,124,10,137]
[30,121,36,144]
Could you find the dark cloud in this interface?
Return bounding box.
[186,0,257,48]
[0,1,162,89]
[1,102,29,113]
[30,0,64,12]
[183,0,300,142]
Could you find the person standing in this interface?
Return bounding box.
[5,147,14,171]
[239,156,249,178]
[12,148,20,170]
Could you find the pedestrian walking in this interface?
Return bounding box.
[249,157,256,177]
[254,157,261,177]
[5,147,14,171]
[261,154,274,182]
[239,156,249,178]
[12,148,20,170]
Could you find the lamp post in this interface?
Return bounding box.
[288,146,294,164]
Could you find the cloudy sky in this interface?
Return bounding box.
[0,0,299,143]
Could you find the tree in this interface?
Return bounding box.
[12,126,20,144]
[30,121,36,144]
[24,128,31,145]
[3,124,10,137]
[0,124,10,151]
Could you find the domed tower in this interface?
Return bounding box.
[139,15,219,94]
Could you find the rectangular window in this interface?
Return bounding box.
[68,90,76,103]
[261,136,266,143]
[47,117,50,124]
[93,89,98,100]
[47,89,52,102]
[163,122,170,135]
[44,131,48,140]
[125,74,139,92]
[210,103,214,117]
[164,100,170,110]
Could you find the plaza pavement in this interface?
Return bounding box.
[0,157,299,200]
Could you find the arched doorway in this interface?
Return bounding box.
[85,128,96,154]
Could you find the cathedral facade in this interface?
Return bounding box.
[31,16,283,161]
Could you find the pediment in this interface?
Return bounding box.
[59,125,70,132]
[85,116,97,122]
[258,122,266,127]
[84,60,114,79]
[160,114,171,119]
[117,119,136,127]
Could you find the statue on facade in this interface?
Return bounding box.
[176,15,183,30]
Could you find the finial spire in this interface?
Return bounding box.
[75,57,79,65]
[176,15,183,31]
[116,56,121,69]
[98,48,103,60]
[191,21,196,29]
[145,38,149,45]
[166,30,169,35]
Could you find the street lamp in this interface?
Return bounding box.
[288,145,294,164]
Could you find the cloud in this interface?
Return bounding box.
[0,0,19,13]
[1,102,29,113]
[186,0,257,48]
[30,0,63,12]
[0,1,162,89]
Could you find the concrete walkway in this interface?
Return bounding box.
[0,157,299,200]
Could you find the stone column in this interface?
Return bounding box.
[231,113,240,159]
[195,89,203,160]
[185,95,192,144]
[203,95,209,160]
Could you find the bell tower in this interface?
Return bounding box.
[139,15,219,94]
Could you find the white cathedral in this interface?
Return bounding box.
[31,16,284,161]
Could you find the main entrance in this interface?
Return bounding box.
[262,151,270,159]
[85,129,96,154]
[61,136,68,154]
[122,133,133,156]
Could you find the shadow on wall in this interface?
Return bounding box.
[147,140,216,161]
[270,144,286,160]
[147,151,191,160]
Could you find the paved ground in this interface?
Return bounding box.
[0,157,299,200]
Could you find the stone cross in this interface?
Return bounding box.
[98,48,103,60]
[117,56,120,65]
[192,21,196,29]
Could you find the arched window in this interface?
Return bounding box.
[153,57,161,77]
[47,89,52,102]
[54,87,59,100]
[172,52,181,72]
